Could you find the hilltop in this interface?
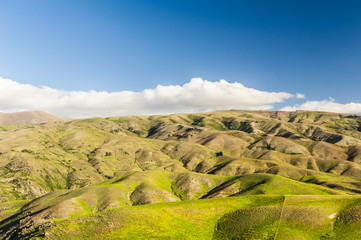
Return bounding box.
[0,111,70,124]
[1,109,361,239]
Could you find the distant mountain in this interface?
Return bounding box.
[0,110,70,124]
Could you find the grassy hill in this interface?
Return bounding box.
[0,111,70,124]
[1,110,361,239]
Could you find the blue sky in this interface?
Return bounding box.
[0,0,360,117]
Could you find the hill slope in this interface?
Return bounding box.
[0,111,69,124]
[1,109,361,238]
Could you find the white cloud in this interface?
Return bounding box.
[296,93,305,99]
[0,77,294,118]
[281,98,361,114]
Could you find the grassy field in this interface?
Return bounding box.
[35,195,361,240]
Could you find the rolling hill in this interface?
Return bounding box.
[0,111,70,124]
[1,110,361,239]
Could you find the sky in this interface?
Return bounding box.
[0,0,360,117]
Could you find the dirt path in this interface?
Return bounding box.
[273,195,286,240]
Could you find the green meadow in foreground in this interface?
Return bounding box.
[3,195,361,239]
[1,110,361,239]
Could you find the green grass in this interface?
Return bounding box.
[75,198,93,215]
[45,195,282,239]
[0,200,30,222]
[39,195,361,240]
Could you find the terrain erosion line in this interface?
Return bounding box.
[274,195,286,240]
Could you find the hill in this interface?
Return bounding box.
[0,110,69,124]
[1,109,361,239]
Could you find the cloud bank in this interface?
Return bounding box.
[281,98,361,114]
[0,77,294,118]
[2,76,361,117]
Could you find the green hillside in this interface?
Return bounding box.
[1,110,361,239]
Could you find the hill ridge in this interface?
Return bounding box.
[0,110,70,124]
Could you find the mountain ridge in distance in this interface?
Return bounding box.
[0,110,71,124]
